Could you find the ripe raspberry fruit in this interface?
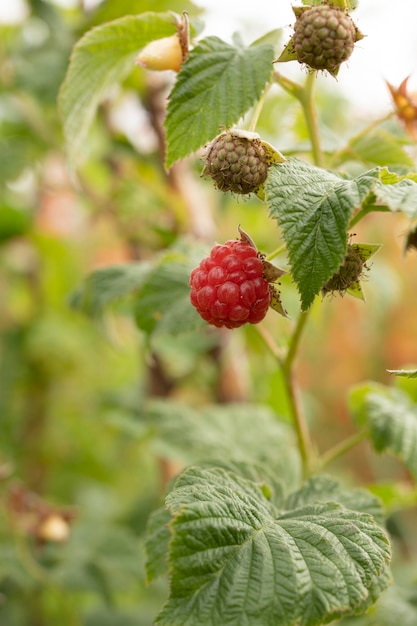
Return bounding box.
[293,4,360,74]
[202,130,270,195]
[190,239,271,329]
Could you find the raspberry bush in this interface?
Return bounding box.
[11,0,416,624]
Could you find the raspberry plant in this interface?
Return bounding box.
[57,1,417,625]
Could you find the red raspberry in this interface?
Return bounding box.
[189,240,271,329]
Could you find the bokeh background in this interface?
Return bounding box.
[1,1,417,624]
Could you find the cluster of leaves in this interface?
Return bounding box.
[56,4,417,625]
[4,1,417,625]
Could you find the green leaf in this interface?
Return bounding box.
[59,13,177,165]
[142,400,301,485]
[70,262,151,318]
[286,475,385,526]
[134,252,203,336]
[154,466,390,626]
[370,581,417,626]
[266,160,378,309]
[387,368,417,378]
[351,385,417,480]
[373,177,417,219]
[347,129,415,168]
[145,506,172,583]
[0,205,30,242]
[165,36,275,167]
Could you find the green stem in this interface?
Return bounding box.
[257,308,315,477]
[283,310,311,373]
[299,72,324,167]
[319,429,369,470]
[282,367,314,478]
[248,83,272,132]
[282,309,315,477]
[273,71,324,167]
[265,243,287,261]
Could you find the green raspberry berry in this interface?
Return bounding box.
[293,4,360,74]
[322,244,364,295]
[202,130,270,195]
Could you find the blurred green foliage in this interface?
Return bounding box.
[2,1,417,625]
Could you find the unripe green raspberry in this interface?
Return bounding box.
[293,4,359,74]
[322,244,364,295]
[202,130,270,195]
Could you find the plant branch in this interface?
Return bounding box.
[299,72,324,167]
[248,82,272,132]
[274,71,324,167]
[282,309,315,476]
[284,309,311,373]
[257,308,316,477]
[319,429,369,469]
[266,243,287,261]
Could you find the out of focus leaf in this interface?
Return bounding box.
[59,13,177,165]
[70,262,151,318]
[350,384,417,480]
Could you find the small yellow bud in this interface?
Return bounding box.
[136,34,183,72]
[37,514,70,543]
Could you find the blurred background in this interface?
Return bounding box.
[1,1,417,624]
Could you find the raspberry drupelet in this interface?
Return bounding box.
[190,239,271,329]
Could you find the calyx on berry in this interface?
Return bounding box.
[135,12,189,72]
[189,228,287,329]
[322,242,380,300]
[202,129,285,197]
[275,2,364,77]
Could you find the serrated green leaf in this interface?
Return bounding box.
[59,13,177,165]
[387,368,417,378]
[266,160,378,310]
[154,466,390,626]
[351,385,417,480]
[70,262,151,318]
[373,177,417,219]
[145,506,172,583]
[286,475,385,526]
[165,36,275,167]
